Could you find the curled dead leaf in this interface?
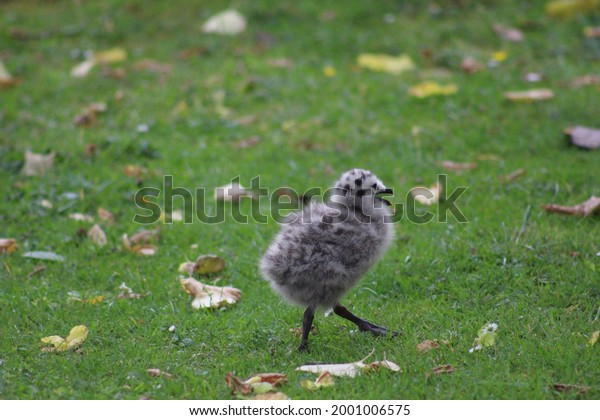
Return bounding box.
[180,277,241,309]
[0,238,18,254]
[22,150,55,176]
[417,339,440,353]
[301,371,335,390]
[225,372,286,397]
[146,368,174,379]
[431,364,455,375]
[543,196,600,217]
[88,224,107,247]
[296,349,400,378]
[410,182,443,206]
[41,325,88,352]
[564,126,600,150]
[97,208,115,224]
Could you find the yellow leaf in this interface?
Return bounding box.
[41,325,88,352]
[93,48,127,64]
[546,0,599,19]
[492,50,508,62]
[323,66,336,77]
[590,331,599,346]
[410,182,443,206]
[357,53,415,75]
[409,81,458,98]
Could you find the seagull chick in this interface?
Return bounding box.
[260,169,396,351]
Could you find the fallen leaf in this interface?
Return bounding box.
[123,164,149,179]
[552,383,591,394]
[410,182,443,206]
[71,48,127,78]
[245,373,288,387]
[409,81,458,98]
[323,66,336,77]
[27,264,46,279]
[83,296,104,305]
[492,50,508,62]
[234,135,261,149]
[69,213,94,223]
[180,277,241,309]
[469,322,498,353]
[504,89,554,102]
[571,74,600,87]
[584,26,600,37]
[127,228,159,245]
[564,126,600,150]
[296,349,400,378]
[74,102,107,126]
[225,372,286,396]
[493,24,524,42]
[301,371,335,390]
[133,59,173,74]
[440,160,477,173]
[146,368,174,379]
[116,282,148,299]
[589,331,599,346]
[499,168,526,183]
[0,59,20,87]
[23,251,65,262]
[267,58,294,68]
[543,196,600,217]
[88,224,107,247]
[215,181,255,201]
[122,229,159,256]
[202,9,247,35]
[97,208,115,224]
[460,57,483,74]
[0,238,18,254]
[431,364,455,375]
[22,150,55,176]
[417,339,440,353]
[41,325,88,352]
[179,255,225,276]
[357,53,416,75]
[546,0,599,19]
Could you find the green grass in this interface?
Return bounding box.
[1,0,599,400]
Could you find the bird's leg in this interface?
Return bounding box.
[333,304,398,337]
[298,305,316,352]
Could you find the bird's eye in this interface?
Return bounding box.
[372,183,377,189]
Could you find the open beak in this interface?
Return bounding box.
[375,188,393,206]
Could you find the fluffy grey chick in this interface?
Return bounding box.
[260,168,396,351]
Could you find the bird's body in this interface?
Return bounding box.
[260,169,396,351]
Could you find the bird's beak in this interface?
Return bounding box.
[375,188,393,206]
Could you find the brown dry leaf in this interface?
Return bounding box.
[499,168,526,183]
[543,196,600,217]
[88,224,107,247]
[225,372,253,395]
[0,238,18,254]
[245,373,288,387]
[493,24,524,42]
[97,208,115,224]
[0,59,20,87]
[552,383,591,394]
[504,89,554,102]
[460,57,484,74]
[410,182,443,206]
[133,59,173,74]
[179,255,225,276]
[589,330,599,347]
[225,372,286,397]
[74,102,107,126]
[440,160,477,173]
[22,150,55,176]
[129,228,160,244]
[122,229,159,256]
[572,75,600,87]
[417,339,440,353]
[234,135,261,149]
[432,364,455,375]
[146,368,174,379]
[180,277,241,309]
[564,126,600,150]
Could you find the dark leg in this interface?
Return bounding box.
[298,305,316,352]
[333,304,398,337]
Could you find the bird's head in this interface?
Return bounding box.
[332,168,393,207]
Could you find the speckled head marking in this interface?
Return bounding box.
[333,169,392,204]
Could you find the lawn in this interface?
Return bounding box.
[0,0,599,400]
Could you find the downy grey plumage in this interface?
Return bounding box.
[260,169,396,351]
